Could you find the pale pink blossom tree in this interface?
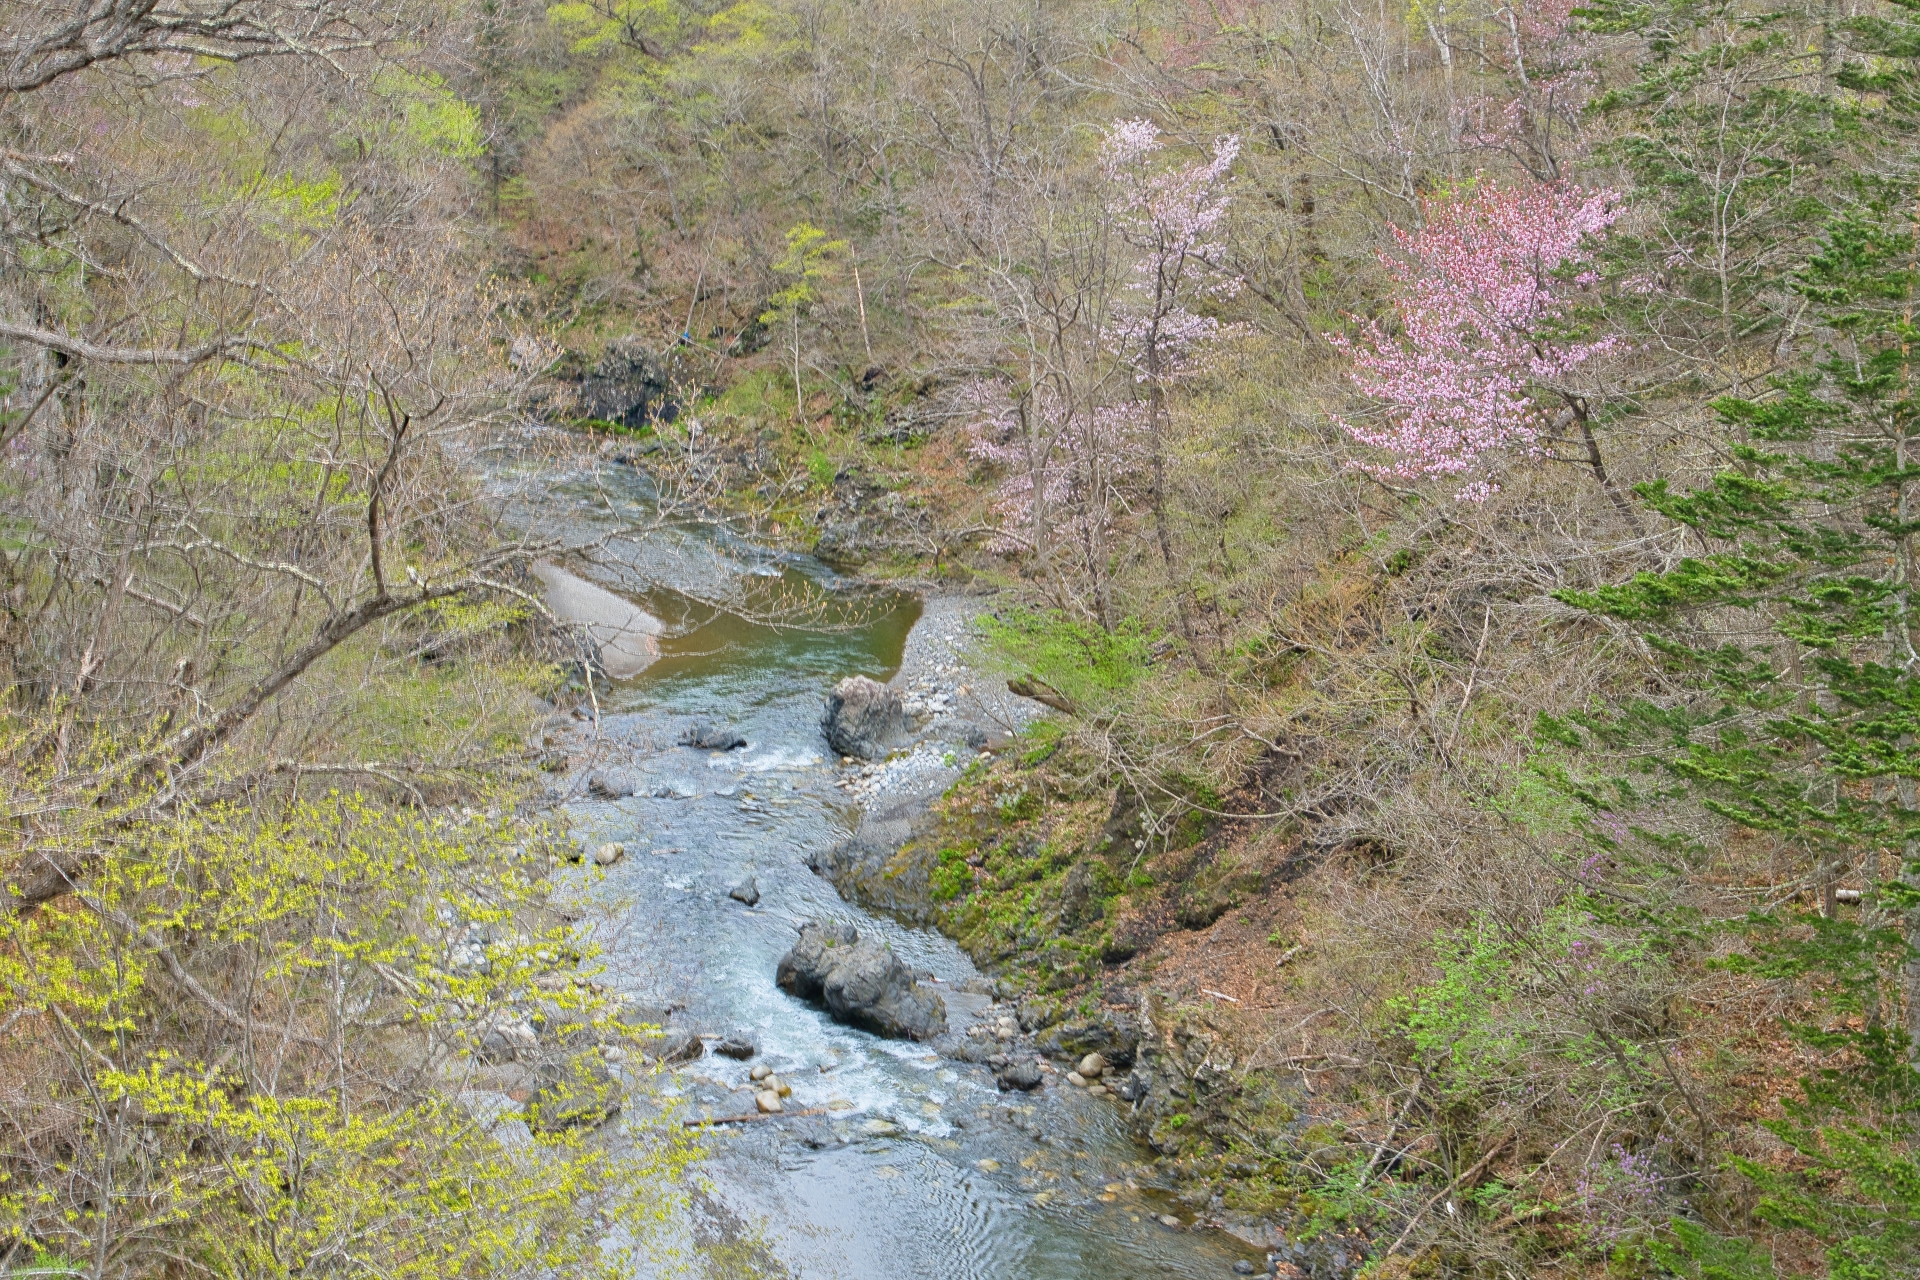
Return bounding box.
[965,380,1148,556]
[967,119,1242,634]
[1105,120,1240,655]
[1331,178,1634,518]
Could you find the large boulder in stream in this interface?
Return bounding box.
[776,920,947,1041]
[822,676,908,760]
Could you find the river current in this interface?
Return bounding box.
[507,447,1262,1279]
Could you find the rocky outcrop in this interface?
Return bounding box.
[775,920,947,1041]
[1058,861,1100,930]
[567,337,676,430]
[822,675,908,760]
[807,794,943,925]
[1037,1009,1139,1069]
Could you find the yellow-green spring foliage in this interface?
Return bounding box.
[0,793,697,1277]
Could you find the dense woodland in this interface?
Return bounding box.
[1,0,1918,1276]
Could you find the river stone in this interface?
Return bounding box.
[755,1090,783,1114]
[821,675,908,760]
[593,842,625,866]
[713,1033,757,1060]
[1078,1053,1106,1079]
[728,876,761,906]
[1066,1070,1088,1088]
[994,1058,1043,1092]
[775,920,948,1041]
[477,1018,538,1064]
[682,721,748,751]
[525,1052,623,1133]
[587,770,640,799]
[639,1024,705,1064]
[1233,1262,1257,1275]
[750,1063,773,1081]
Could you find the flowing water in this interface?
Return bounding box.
[505,448,1263,1279]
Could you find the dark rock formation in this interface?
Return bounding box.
[821,675,908,760]
[682,721,748,751]
[569,337,676,430]
[776,920,947,1041]
[994,1058,1043,1091]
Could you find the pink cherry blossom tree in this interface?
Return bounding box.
[1331,177,1634,518]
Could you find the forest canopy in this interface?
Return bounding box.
[3,0,1919,1276]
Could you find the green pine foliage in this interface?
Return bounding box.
[1551,3,1920,1272]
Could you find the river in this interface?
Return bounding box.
[503,443,1265,1279]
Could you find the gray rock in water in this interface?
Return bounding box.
[712,1033,757,1060]
[994,1058,1043,1091]
[682,722,748,751]
[638,1024,705,1064]
[822,675,908,760]
[728,876,761,907]
[776,920,947,1040]
[587,770,640,799]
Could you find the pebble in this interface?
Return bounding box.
[750,1064,773,1082]
[755,1091,783,1114]
[592,841,625,866]
[1087,1084,1109,1097]
[1066,1071,1088,1088]
[1077,1053,1106,1079]
[1159,1214,1183,1229]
